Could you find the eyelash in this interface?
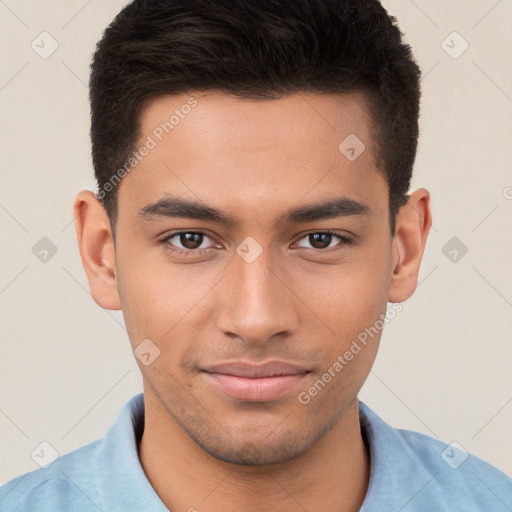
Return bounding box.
[159,230,353,257]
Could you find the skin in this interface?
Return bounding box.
[74,91,431,512]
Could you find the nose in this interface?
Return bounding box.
[214,246,300,346]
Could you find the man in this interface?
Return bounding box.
[1,0,511,510]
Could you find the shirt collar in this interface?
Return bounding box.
[358,401,446,511]
[96,393,169,512]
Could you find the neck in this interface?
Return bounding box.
[138,392,370,512]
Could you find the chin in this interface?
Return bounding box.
[198,438,310,466]
[184,421,326,467]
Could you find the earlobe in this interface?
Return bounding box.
[73,190,121,310]
[388,188,432,303]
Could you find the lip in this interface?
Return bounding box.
[201,361,311,401]
[203,361,310,378]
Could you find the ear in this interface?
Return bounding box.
[73,190,121,310]
[388,188,432,303]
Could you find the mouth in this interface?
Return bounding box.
[201,360,311,402]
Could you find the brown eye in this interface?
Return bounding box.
[308,233,333,249]
[162,231,214,254]
[179,232,204,249]
[295,231,352,251]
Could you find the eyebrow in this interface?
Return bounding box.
[137,194,371,226]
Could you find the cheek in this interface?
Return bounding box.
[115,248,219,349]
[295,249,392,341]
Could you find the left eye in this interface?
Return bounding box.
[295,232,349,250]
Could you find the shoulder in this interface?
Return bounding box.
[359,401,512,511]
[398,427,512,494]
[398,427,512,510]
[0,438,103,511]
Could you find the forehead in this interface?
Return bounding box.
[118,91,387,224]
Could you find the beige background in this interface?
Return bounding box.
[1,0,511,485]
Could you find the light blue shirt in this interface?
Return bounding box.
[1,393,511,511]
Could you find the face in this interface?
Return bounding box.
[98,92,402,465]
